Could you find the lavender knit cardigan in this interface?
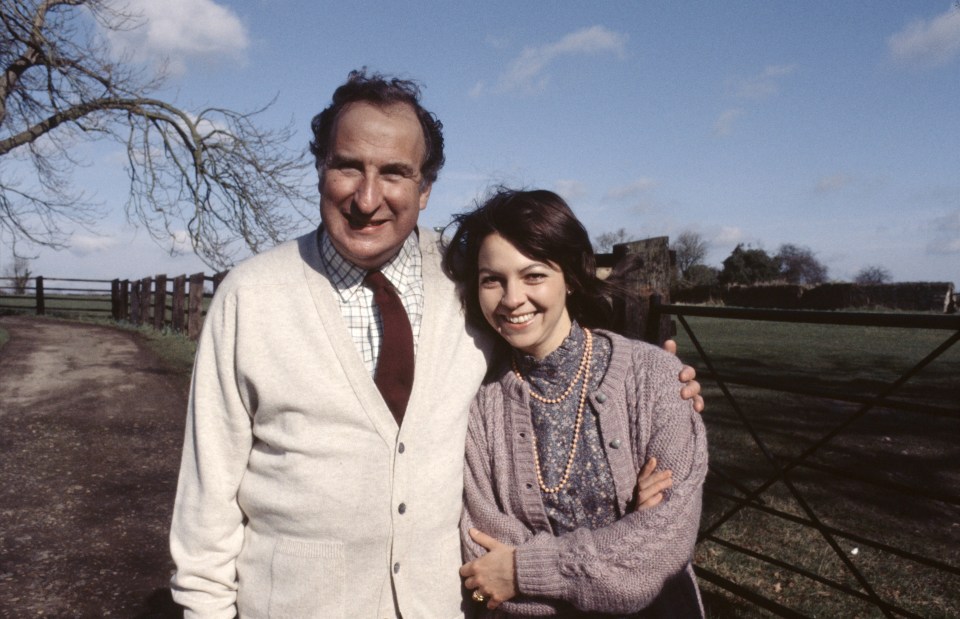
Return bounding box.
[461,330,708,617]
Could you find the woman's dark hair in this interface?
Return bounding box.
[309,69,445,186]
[442,187,639,333]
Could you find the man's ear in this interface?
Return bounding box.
[419,183,433,210]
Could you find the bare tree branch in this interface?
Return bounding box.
[593,228,635,253]
[672,230,709,279]
[776,243,828,285]
[0,0,313,268]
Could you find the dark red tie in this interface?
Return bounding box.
[365,270,414,425]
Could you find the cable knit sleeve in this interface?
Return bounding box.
[512,344,708,615]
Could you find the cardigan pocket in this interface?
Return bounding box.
[409,528,464,618]
[268,537,345,618]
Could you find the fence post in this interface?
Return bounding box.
[188,272,205,341]
[120,280,130,321]
[111,279,121,320]
[130,281,141,325]
[35,276,45,315]
[153,274,167,330]
[611,236,674,346]
[213,270,228,293]
[172,275,186,333]
[139,277,152,325]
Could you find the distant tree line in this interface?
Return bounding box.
[592,229,894,287]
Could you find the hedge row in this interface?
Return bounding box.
[672,282,956,313]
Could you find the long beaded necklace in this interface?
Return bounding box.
[512,328,593,494]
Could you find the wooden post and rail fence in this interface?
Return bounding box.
[0,271,228,340]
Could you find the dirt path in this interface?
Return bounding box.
[0,316,187,618]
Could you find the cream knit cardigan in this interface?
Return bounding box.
[170,229,491,618]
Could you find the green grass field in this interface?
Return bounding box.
[0,293,112,317]
[125,324,198,378]
[673,317,960,617]
[0,291,212,326]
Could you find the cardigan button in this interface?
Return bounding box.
[609,438,622,449]
[595,393,608,403]
[398,503,407,515]
[398,442,405,454]
[393,562,400,574]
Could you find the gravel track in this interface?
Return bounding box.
[0,316,187,618]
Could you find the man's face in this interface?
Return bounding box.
[319,101,432,270]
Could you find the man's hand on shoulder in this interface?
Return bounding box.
[663,339,705,413]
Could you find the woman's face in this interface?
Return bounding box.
[477,232,572,359]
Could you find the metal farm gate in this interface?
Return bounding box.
[650,302,960,618]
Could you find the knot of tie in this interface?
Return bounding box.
[364,270,414,425]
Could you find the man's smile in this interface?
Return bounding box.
[345,213,389,230]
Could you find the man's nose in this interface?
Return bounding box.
[353,174,383,213]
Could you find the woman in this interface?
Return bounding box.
[443,188,708,617]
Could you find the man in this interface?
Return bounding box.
[169,70,701,618]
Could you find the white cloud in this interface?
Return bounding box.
[68,234,122,256]
[497,26,627,93]
[729,64,797,99]
[926,209,960,255]
[713,226,745,247]
[713,108,745,137]
[815,174,853,193]
[604,178,656,201]
[554,180,587,200]
[468,81,486,99]
[105,0,249,74]
[888,7,960,68]
[714,65,794,137]
[171,229,193,253]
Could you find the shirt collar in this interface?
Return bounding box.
[514,320,584,376]
[319,227,420,301]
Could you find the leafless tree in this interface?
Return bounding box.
[671,230,709,279]
[776,243,828,285]
[4,254,32,294]
[1,0,313,268]
[854,265,892,285]
[593,228,635,253]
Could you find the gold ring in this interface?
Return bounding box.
[471,590,486,603]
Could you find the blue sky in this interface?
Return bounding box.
[5,0,959,286]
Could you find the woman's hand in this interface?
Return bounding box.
[460,528,518,610]
[632,457,673,511]
[663,339,704,413]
